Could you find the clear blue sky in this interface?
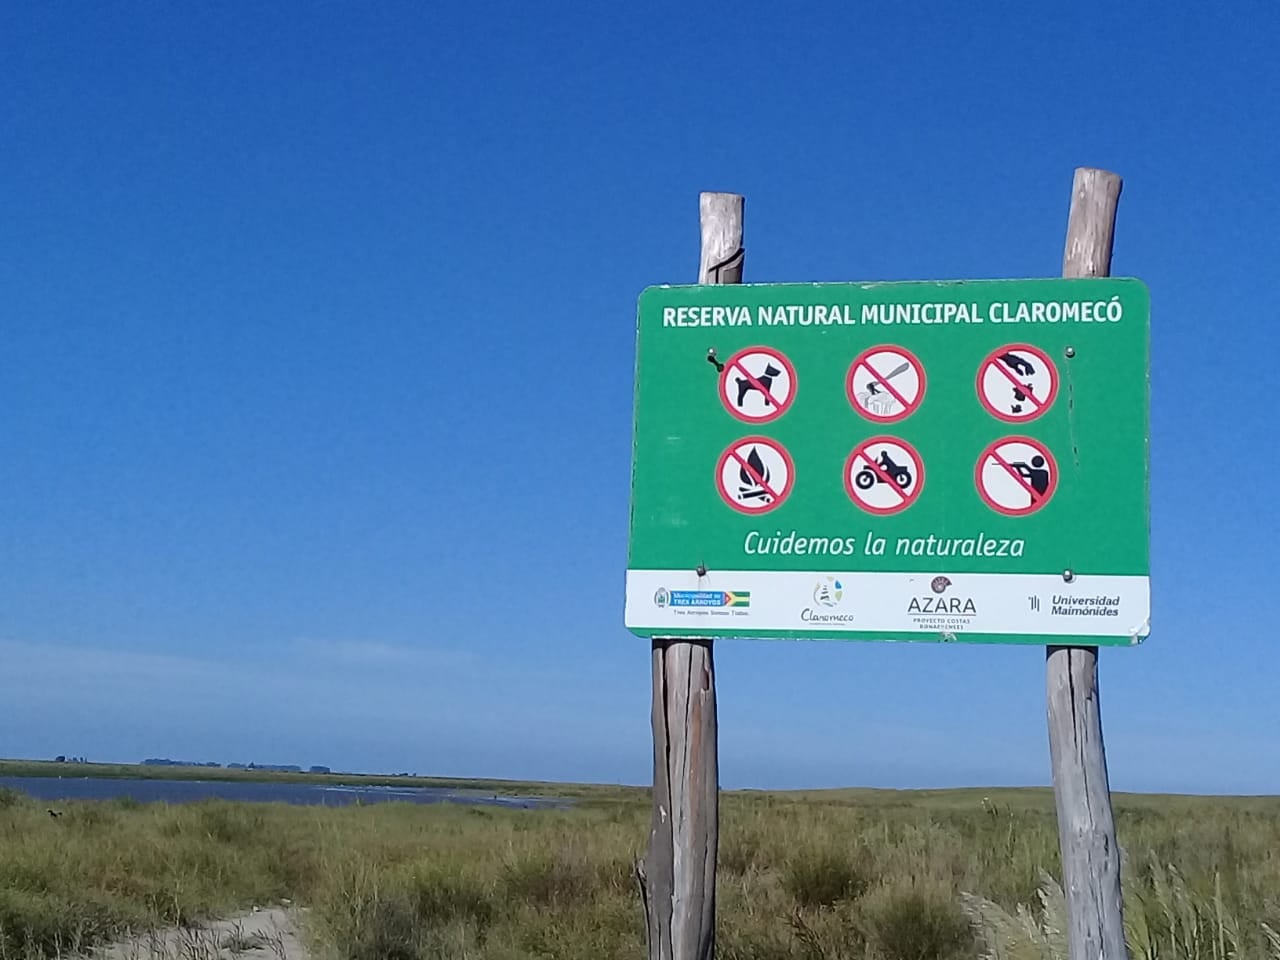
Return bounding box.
[2,2,1277,794]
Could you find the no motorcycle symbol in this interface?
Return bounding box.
[844,436,924,516]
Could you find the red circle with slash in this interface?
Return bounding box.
[716,436,795,515]
[843,436,925,516]
[975,436,1059,516]
[976,343,1059,423]
[718,346,797,424]
[847,345,927,424]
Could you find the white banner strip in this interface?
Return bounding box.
[625,569,1149,641]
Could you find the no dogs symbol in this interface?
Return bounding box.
[976,437,1058,516]
[718,346,797,424]
[716,437,795,515]
[977,344,1058,423]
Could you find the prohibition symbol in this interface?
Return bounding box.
[844,436,924,516]
[975,436,1058,516]
[847,345,926,423]
[716,436,795,515]
[718,346,797,424]
[977,343,1058,423]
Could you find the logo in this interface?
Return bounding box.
[661,589,750,609]
[1050,594,1120,618]
[908,576,977,627]
[802,577,854,624]
[813,576,844,608]
[1028,595,1041,612]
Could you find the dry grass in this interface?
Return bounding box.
[0,785,1278,959]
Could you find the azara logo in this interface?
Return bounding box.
[908,576,977,617]
[909,596,977,615]
[813,577,844,608]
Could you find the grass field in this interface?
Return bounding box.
[1,783,1278,959]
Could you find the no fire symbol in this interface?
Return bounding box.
[977,344,1058,423]
[716,436,795,515]
[718,346,797,424]
[844,436,924,516]
[975,437,1058,516]
[847,345,926,423]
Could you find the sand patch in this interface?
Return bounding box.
[86,907,308,960]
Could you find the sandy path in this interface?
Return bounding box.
[87,907,309,960]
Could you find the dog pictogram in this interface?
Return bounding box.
[735,362,782,408]
[718,347,796,424]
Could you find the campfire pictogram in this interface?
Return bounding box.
[738,446,772,503]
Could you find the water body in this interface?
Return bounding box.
[0,776,569,810]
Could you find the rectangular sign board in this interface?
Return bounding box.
[624,278,1150,645]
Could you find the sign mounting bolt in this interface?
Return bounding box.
[695,563,708,578]
[706,348,724,373]
[1062,569,1075,582]
[1065,346,1076,358]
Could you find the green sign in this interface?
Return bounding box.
[624,278,1150,646]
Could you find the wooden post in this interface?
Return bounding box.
[637,191,741,960]
[1047,166,1128,960]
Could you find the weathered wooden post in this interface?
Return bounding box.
[1047,166,1129,960]
[637,191,742,960]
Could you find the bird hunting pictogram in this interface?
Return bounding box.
[975,436,1058,516]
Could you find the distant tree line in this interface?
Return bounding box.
[141,759,222,767]
[50,755,334,775]
[139,758,332,774]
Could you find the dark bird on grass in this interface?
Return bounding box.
[47,809,63,819]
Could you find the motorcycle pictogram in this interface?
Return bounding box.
[854,450,914,491]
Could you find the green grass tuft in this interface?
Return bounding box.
[783,849,874,908]
[864,882,975,960]
[0,784,1278,958]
